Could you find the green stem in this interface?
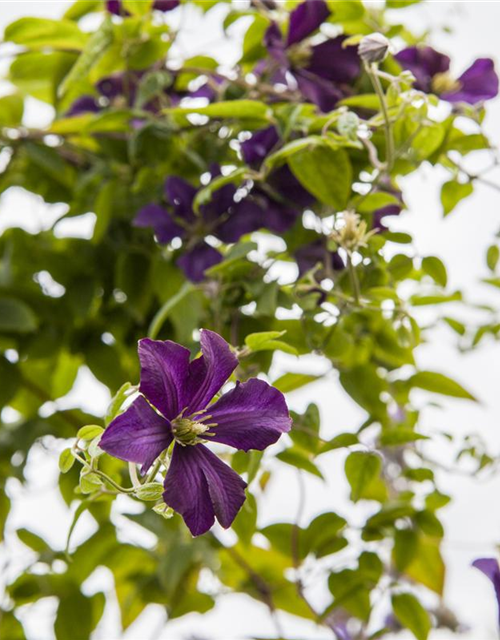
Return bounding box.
[347,253,361,304]
[72,448,135,494]
[366,62,395,172]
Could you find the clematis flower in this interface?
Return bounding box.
[472,557,500,623]
[241,126,315,208]
[295,238,344,280]
[395,46,498,104]
[106,0,179,15]
[260,0,360,112]
[100,330,291,535]
[134,168,300,282]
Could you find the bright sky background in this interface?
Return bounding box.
[2,2,500,639]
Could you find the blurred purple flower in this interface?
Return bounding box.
[100,330,291,535]
[295,238,344,279]
[134,167,300,282]
[260,1,360,112]
[396,46,498,104]
[472,558,500,623]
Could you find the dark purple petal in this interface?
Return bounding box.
[138,338,191,420]
[201,167,237,224]
[185,329,238,414]
[296,239,345,278]
[164,176,197,223]
[264,23,288,66]
[163,443,247,535]
[372,203,402,231]
[286,0,330,47]
[307,37,361,84]
[97,74,126,100]
[472,558,500,623]
[153,0,179,10]
[241,126,280,166]
[207,378,291,451]
[395,46,450,93]
[294,69,344,112]
[106,0,128,15]
[66,95,100,116]
[216,199,264,243]
[100,396,172,473]
[443,58,499,104]
[253,189,300,234]
[133,203,184,243]
[332,624,352,640]
[177,242,222,283]
[269,165,315,208]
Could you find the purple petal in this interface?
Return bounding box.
[177,242,222,283]
[133,203,184,243]
[372,203,402,231]
[295,239,344,278]
[153,0,179,10]
[216,199,264,243]
[287,0,330,47]
[258,192,300,234]
[207,378,291,451]
[97,74,126,100]
[201,167,237,224]
[268,165,315,208]
[106,0,128,15]
[241,126,280,166]
[444,58,499,104]
[66,95,100,116]
[307,37,361,84]
[163,444,247,535]
[164,177,196,223]
[100,396,172,473]
[294,69,344,112]
[264,23,288,66]
[395,46,450,93]
[472,558,500,623]
[185,329,238,414]
[138,338,191,420]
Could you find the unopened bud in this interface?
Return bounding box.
[135,482,164,501]
[337,111,360,141]
[359,33,390,64]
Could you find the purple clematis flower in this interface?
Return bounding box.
[472,557,500,623]
[100,330,292,536]
[106,0,179,15]
[295,238,344,279]
[134,167,300,282]
[241,126,315,208]
[260,1,360,112]
[395,46,498,104]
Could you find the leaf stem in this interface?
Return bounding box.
[366,62,394,172]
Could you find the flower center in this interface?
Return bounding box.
[171,416,210,446]
[431,72,461,95]
[288,42,313,68]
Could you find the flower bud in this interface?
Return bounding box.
[359,33,390,64]
[337,111,360,141]
[135,482,165,501]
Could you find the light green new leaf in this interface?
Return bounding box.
[165,100,271,120]
[4,17,88,50]
[409,371,477,401]
[0,298,38,333]
[392,593,431,640]
[441,179,473,216]
[245,331,298,356]
[273,372,322,393]
[421,256,447,287]
[345,452,382,502]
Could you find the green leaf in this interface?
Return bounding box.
[5,18,88,50]
[289,144,352,210]
[77,425,104,440]
[345,452,382,502]
[392,593,431,640]
[441,180,473,216]
[0,298,38,333]
[277,448,324,479]
[0,93,24,127]
[59,16,113,98]
[421,256,447,287]
[245,331,298,356]
[487,245,500,272]
[17,528,49,553]
[0,356,21,409]
[340,94,380,110]
[59,449,75,474]
[105,382,133,425]
[55,587,93,640]
[408,371,476,401]
[165,100,271,121]
[148,282,196,339]
[273,372,322,393]
[64,1,101,21]
[406,535,445,594]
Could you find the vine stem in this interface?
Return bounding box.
[346,253,361,305]
[366,62,395,172]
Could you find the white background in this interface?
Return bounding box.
[1,1,500,639]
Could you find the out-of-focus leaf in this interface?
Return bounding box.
[408,371,476,401]
[392,593,431,640]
